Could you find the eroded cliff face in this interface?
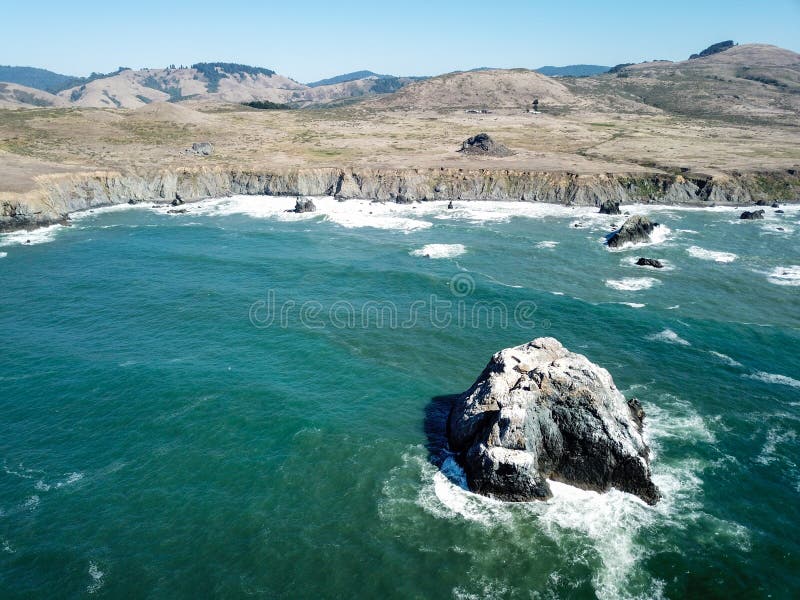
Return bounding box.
[1,167,798,232]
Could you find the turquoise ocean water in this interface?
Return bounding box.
[1,197,798,598]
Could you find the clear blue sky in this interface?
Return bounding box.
[2,0,799,82]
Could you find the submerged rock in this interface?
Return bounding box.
[599,200,621,215]
[458,133,512,157]
[292,198,316,213]
[447,338,660,505]
[607,215,659,248]
[636,257,663,268]
[740,209,765,220]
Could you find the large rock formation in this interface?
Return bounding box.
[740,209,765,220]
[458,133,512,157]
[607,215,659,248]
[447,338,660,505]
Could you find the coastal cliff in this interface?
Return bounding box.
[2,167,798,232]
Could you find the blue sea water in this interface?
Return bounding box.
[1,197,798,598]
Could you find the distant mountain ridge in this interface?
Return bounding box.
[307,71,389,87]
[536,65,610,77]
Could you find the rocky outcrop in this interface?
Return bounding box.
[607,215,659,248]
[740,209,765,220]
[447,338,660,505]
[458,133,512,157]
[188,142,214,156]
[292,197,316,213]
[1,167,798,233]
[599,200,621,215]
[636,257,663,268]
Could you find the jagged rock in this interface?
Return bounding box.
[167,209,187,214]
[740,209,765,220]
[190,142,214,156]
[395,194,413,204]
[599,200,621,215]
[292,198,316,213]
[447,338,660,505]
[607,215,659,248]
[636,257,663,268]
[171,198,184,206]
[447,201,454,210]
[771,202,780,208]
[458,133,512,157]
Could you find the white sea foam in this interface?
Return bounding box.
[646,329,691,346]
[746,371,800,389]
[686,246,737,263]
[616,302,646,308]
[605,277,660,291]
[761,223,795,235]
[765,265,800,286]
[1,538,14,554]
[0,223,64,247]
[0,252,6,258]
[34,472,85,492]
[756,427,797,466]
[708,351,743,368]
[22,495,39,511]
[409,244,466,259]
[536,240,559,249]
[87,562,105,594]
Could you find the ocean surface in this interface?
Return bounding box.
[1,197,798,599]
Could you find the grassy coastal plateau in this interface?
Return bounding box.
[1,43,799,230]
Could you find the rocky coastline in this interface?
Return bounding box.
[2,166,798,233]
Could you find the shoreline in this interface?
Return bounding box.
[1,166,798,234]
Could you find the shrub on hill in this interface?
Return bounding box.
[192,63,276,93]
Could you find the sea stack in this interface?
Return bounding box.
[292,198,317,213]
[447,337,660,505]
[607,215,659,248]
[740,209,765,220]
[599,200,622,215]
[457,133,512,157]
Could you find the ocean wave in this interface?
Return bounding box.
[1,538,14,554]
[409,244,466,259]
[686,246,737,263]
[0,223,64,247]
[616,302,646,308]
[745,371,800,389]
[708,351,743,368]
[605,277,660,291]
[34,472,85,492]
[535,240,559,249]
[646,329,690,346]
[756,427,797,466]
[765,265,800,287]
[0,251,6,258]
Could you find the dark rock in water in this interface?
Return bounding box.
[599,200,621,215]
[171,198,184,207]
[167,209,187,214]
[458,133,512,157]
[607,215,659,248]
[775,209,785,214]
[292,198,316,213]
[447,201,454,210]
[447,338,660,505]
[127,199,137,205]
[772,202,780,208]
[395,194,413,204]
[740,210,765,220]
[636,257,663,268]
[755,199,768,206]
